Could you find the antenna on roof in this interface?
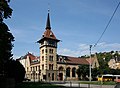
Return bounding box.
[48,3,50,13]
[46,3,51,29]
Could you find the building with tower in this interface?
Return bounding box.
[37,11,60,81]
[18,11,99,81]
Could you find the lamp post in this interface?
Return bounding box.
[89,45,92,82]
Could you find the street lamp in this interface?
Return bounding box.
[89,45,92,82]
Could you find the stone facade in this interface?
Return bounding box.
[18,12,99,81]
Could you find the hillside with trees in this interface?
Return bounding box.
[77,51,120,80]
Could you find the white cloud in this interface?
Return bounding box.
[58,42,120,57]
[13,55,21,60]
[58,48,81,57]
[94,42,120,52]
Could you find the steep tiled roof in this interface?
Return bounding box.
[66,56,89,65]
[43,29,57,40]
[27,53,36,60]
[86,57,95,64]
[37,12,60,43]
[18,52,40,65]
[57,55,89,65]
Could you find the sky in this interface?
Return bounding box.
[4,0,120,59]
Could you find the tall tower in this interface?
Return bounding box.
[37,11,60,81]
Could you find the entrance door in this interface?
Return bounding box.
[59,73,63,80]
[52,73,54,81]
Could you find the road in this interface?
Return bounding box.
[50,81,116,88]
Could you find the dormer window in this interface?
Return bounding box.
[50,32,53,37]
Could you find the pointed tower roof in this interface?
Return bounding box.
[37,11,60,43]
[46,11,51,29]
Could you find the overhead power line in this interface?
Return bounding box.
[94,1,120,47]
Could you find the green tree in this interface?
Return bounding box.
[0,20,14,75]
[0,0,14,75]
[76,64,89,80]
[0,0,12,22]
[0,0,25,83]
[92,67,99,80]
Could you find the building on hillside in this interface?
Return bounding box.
[18,11,99,81]
[108,57,120,69]
[107,51,120,69]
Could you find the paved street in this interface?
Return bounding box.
[51,81,116,88]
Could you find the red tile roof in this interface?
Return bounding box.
[18,52,40,64]
[57,55,90,65]
[27,53,36,60]
[86,58,95,64]
[43,29,57,40]
[66,56,89,65]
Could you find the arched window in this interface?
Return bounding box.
[42,56,44,61]
[66,67,70,77]
[59,66,64,71]
[49,64,53,70]
[72,67,76,77]
[49,55,53,61]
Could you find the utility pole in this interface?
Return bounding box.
[89,45,92,82]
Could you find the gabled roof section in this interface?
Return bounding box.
[18,52,40,65]
[86,55,99,68]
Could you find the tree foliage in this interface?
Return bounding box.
[0,22,14,74]
[76,64,89,80]
[0,0,25,83]
[5,60,25,83]
[0,0,12,22]
[78,51,120,81]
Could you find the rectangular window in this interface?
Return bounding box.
[48,73,50,77]
[52,64,53,70]
[36,66,37,71]
[49,49,54,54]
[42,64,44,70]
[49,64,51,70]
[42,49,44,54]
[42,56,44,61]
[49,56,53,61]
[38,66,40,71]
[49,64,53,70]
[45,49,47,53]
[52,73,54,80]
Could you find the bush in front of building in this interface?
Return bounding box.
[5,60,25,83]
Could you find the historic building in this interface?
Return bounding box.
[18,11,99,81]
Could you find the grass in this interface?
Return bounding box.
[15,81,117,88]
[15,82,64,88]
[80,81,116,85]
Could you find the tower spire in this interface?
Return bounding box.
[46,9,51,29]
